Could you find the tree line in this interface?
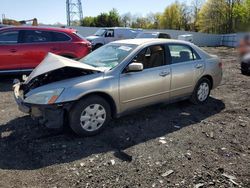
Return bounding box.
[80,0,250,34]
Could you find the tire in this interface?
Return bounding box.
[190,78,211,104]
[69,96,111,137]
[93,44,103,50]
[241,69,250,76]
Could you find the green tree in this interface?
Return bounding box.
[107,9,121,27]
[197,0,248,33]
[159,2,182,30]
[234,0,250,32]
[197,0,228,33]
[81,8,121,27]
[81,16,96,27]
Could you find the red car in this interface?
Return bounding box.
[0,26,91,73]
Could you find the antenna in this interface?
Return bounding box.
[66,0,83,26]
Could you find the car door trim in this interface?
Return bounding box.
[122,90,171,104]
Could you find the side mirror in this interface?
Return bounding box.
[127,62,143,72]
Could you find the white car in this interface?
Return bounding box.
[178,34,194,43]
[86,27,142,50]
[136,32,171,39]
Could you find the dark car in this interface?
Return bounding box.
[136,32,171,39]
[241,53,250,75]
[0,24,7,28]
[0,26,91,73]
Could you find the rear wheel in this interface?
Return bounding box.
[190,78,211,104]
[241,69,250,75]
[69,96,111,136]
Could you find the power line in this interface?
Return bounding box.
[66,0,83,26]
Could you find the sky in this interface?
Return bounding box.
[0,0,188,24]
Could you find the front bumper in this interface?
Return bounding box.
[13,81,72,129]
[13,82,30,113]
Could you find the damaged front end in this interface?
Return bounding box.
[14,75,74,129]
[13,53,104,129]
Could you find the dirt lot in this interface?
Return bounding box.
[0,47,249,188]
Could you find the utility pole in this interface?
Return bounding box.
[66,0,83,26]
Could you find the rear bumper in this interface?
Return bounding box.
[212,70,223,89]
[241,62,250,73]
[13,81,72,129]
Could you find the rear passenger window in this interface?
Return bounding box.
[22,30,52,43]
[134,45,165,69]
[52,32,71,41]
[168,44,200,64]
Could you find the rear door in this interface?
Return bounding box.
[168,44,204,99]
[0,30,21,71]
[51,31,75,58]
[19,30,54,69]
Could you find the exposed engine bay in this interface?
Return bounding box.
[21,67,96,95]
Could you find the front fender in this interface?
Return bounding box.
[56,75,120,109]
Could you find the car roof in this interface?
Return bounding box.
[112,38,192,46]
[101,27,141,30]
[0,26,76,33]
[140,31,170,34]
[141,31,160,34]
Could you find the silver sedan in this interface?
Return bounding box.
[14,39,222,136]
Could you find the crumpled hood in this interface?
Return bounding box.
[86,35,101,41]
[25,53,104,84]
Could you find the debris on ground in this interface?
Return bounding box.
[161,170,174,177]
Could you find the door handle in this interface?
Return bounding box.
[159,71,170,77]
[10,49,17,53]
[195,64,203,69]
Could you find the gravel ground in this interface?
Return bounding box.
[0,47,249,188]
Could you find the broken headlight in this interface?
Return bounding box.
[24,88,64,105]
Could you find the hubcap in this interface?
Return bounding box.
[80,104,106,132]
[197,82,210,102]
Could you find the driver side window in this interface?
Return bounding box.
[134,45,165,69]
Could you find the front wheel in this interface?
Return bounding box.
[93,44,103,50]
[69,96,111,137]
[190,78,211,104]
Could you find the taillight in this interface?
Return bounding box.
[219,61,223,68]
[78,42,92,48]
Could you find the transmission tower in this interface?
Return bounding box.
[66,0,83,26]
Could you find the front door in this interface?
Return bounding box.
[119,45,171,112]
[19,30,54,69]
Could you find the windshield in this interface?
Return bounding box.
[94,29,107,36]
[137,33,158,38]
[79,44,137,69]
